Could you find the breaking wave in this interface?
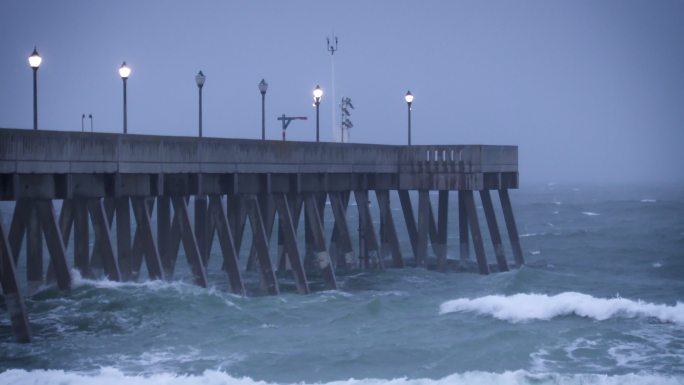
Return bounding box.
[439,292,684,325]
[0,368,682,385]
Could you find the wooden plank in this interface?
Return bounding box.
[499,189,525,266]
[274,193,309,294]
[463,190,489,274]
[171,196,208,287]
[245,195,279,295]
[375,190,404,268]
[36,200,72,290]
[304,194,337,290]
[132,197,165,280]
[0,215,32,343]
[87,199,121,281]
[208,195,245,295]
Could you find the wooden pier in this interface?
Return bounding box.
[0,128,523,342]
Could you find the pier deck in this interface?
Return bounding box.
[0,128,523,342]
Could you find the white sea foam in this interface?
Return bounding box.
[641,198,657,203]
[0,368,682,385]
[581,211,600,216]
[439,292,684,325]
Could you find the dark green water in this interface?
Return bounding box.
[1,183,683,384]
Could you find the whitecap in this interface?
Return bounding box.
[529,250,541,255]
[519,233,537,238]
[641,198,657,203]
[581,211,600,216]
[439,292,684,325]
[652,262,663,268]
[0,368,682,385]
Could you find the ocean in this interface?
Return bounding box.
[1,183,683,385]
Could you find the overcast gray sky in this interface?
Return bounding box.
[1,0,682,184]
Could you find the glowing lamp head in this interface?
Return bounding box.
[119,62,131,79]
[313,85,323,102]
[258,79,268,94]
[28,47,42,69]
[404,90,414,104]
[196,70,206,88]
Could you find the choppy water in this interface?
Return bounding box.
[1,183,683,385]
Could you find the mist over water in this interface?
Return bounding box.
[1,183,683,384]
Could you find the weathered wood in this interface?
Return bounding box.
[329,192,354,270]
[398,190,419,262]
[354,190,382,269]
[0,216,32,343]
[157,196,171,278]
[244,195,279,295]
[304,194,337,290]
[208,195,245,295]
[36,200,72,290]
[26,203,43,286]
[416,190,429,267]
[480,190,509,272]
[88,198,121,281]
[74,199,90,277]
[375,190,404,268]
[131,197,165,280]
[171,196,208,287]
[463,190,489,274]
[274,193,310,294]
[499,189,524,266]
[458,191,469,261]
[116,197,132,280]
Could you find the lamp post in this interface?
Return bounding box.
[405,90,414,145]
[119,62,131,134]
[28,47,42,130]
[313,85,323,142]
[259,79,268,140]
[196,71,205,137]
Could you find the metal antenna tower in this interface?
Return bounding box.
[327,35,339,141]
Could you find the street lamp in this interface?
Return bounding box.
[313,85,323,142]
[28,47,42,130]
[119,62,131,134]
[196,71,205,138]
[258,79,268,140]
[405,90,414,145]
